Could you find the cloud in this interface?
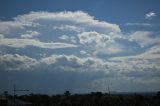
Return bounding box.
[39,45,160,79]
[129,31,159,47]
[125,23,152,26]
[80,50,87,55]
[78,31,125,56]
[0,11,160,92]
[53,25,83,32]
[108,45,160,72]
[145,12,156,20]
[0,53,107,72]
[0,34,4,38]
[0,11,123,72]
[1,50,160,79]
[0,11,121,37]
[41,55,83,69]
[0,11,121,55]
[21,31,40,38]
[41,54,108,70]
[59,35,77,43]
[59,35,69,40]
[0,11,159,74]
[14,11,121,33]
[0,21,24,33]
[78,31,110,47]
[0,38,77,49]
[0,54,38,71]
[93,43,124,55]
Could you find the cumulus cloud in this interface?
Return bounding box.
[78,31,125,56]
[59,35,77,43]
[0,11,121,37]
[53,25,84,32]
[38,45,160,78]
[108,45,160,72]
[0,10,160,93]
[41,55,84,69]
[0,11,123,73]
[0,11,159,74]
[0,54,38,71]
[0,11,121,57]
[0,53,107,72]
[80,50,87,55]
[129,31,159,47]
[59,35,69,40]
[41,54,108,71]
[93,43,124,56]
[0,21,24,33]
[0,38,77,49]
[78,31,110,47]
[145,12,156,20]
[21,31,40,38]
[14,11,121,33]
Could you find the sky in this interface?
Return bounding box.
[0,0,160,95]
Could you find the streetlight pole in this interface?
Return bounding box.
[13,84,29,105]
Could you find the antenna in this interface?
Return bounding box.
[13,84,29,104]
[108,81,110,95]
[105,79,110,95]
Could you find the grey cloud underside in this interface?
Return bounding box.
[1,52,160,92]
[0,54,38,71]
[0,11,160,92]
[1,49,160,79]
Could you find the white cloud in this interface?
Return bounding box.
[0,11,121,53]
[70,36,77,43]
[0,38,77,49]
[0,21,24,33]
[131,77,160,84]
[14,11,121,33]
[78,31,110,47]
[80,50,87,55]
[41,54,108,70]
[41,55,83,67]
[21,31,40,38]
[0,34,4,38]
[125,23,152,26]
[0,11,160,92]
[78,31,124,55]
[0,54,38,71]
[145,12,156,20]
[58,35,70,40]
[53,25,83,32]
[129,31,159,47]
[59,35,77,43]
[39,47,160,78]
[93,43,124,56]
[0,11,159,78]
[108,45,160,72]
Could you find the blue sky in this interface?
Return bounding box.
[0,0,160,94]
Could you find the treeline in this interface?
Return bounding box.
[15,91,160,106]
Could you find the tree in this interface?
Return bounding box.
[64,91,71,96]
[157,91,160,99]
[3,91,9,97]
